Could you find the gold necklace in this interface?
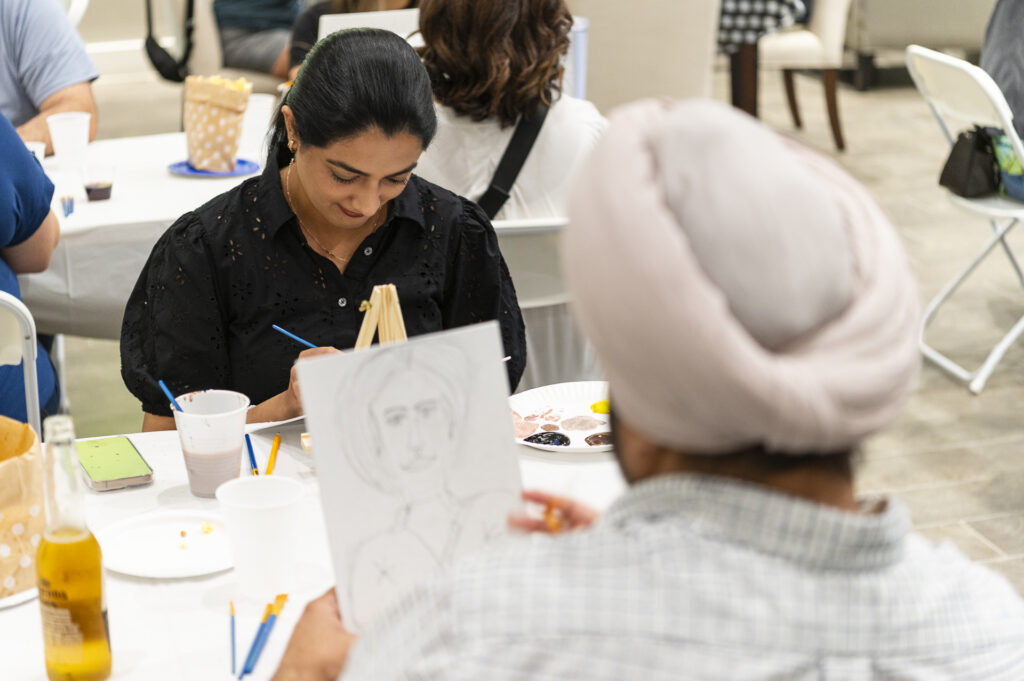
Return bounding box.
[285,161,386,265]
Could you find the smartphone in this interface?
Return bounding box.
[76,437,154,491]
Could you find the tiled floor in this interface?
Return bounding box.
[61,28,1024,590]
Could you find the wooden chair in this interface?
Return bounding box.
[758,0,854,150]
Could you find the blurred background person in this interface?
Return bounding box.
[0,0,98,153]
[214,0,302,79]
[981,0,1024,139]
[289,0,418,80]
[415,0,605,390]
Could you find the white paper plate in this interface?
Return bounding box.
[95,510,231,579]
[509,381,613,459]
[0,587,37,610]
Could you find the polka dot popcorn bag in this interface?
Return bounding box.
[184,75,253,172]
[0,416,44,599]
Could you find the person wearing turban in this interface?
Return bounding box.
[271,100,1024,681]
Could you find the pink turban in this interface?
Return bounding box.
[565,99,920,455]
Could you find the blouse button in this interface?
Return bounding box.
[363,246,373,256]
[338,297,347,308]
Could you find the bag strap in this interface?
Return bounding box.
[476,103,549,219]
[144,0,195,77]
[181,0,196,67]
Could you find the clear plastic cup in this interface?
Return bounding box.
[215,476,302,596]
[45,112,91,171]
[172,389,250,498]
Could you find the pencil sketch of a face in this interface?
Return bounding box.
[369,368,455,484]
[332,341,516,629]
[337,342,468,500]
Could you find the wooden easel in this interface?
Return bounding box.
[301,284,408,452]
[354,284,407,348]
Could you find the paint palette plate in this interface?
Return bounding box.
[95,510,231,579]
[509,381,613,459]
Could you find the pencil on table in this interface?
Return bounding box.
[266,433,281,475]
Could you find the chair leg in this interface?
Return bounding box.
[782,70,802,129]
[991,218,1024,289]
[824,69,845,151]
[920,217,1022,394]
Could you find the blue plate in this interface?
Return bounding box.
[167,158,260,178]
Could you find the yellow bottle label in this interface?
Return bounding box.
[36,528,111,681]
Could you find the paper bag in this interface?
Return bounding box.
[184,75,253,172]
[0,416,43,599]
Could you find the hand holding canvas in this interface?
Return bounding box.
[272,589,355,681]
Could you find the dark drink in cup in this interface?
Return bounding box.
[85,182,112,201]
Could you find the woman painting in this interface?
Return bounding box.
[121,28,526,431]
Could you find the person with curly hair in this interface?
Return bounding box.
[415,0,606,390]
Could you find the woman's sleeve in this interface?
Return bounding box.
[120,214,233,416]
[442,199,526,391]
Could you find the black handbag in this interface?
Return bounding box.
[143,0,195,83]
[939,126,1001,198]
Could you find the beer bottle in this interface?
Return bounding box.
[36,415,111,681]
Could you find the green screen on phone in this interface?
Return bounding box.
[76,437,153,482]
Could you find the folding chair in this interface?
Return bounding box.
[906,44,1024,393]
[0,291,42,437]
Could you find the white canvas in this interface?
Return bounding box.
[318,8,424,47]
[297,321,523,632]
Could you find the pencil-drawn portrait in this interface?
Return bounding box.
[333,341,516,628]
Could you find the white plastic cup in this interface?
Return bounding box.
[23,141,46,164]
[216,476,303,596]
[172,389,250,498]
[45,112,91,171]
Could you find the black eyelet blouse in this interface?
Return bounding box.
[120,154,527,417]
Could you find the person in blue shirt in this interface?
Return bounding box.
[0,114,60,425]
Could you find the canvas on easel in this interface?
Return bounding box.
[297,318,521,632]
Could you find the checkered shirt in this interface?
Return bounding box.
[719,0,807,53]
[342,473,1024,680]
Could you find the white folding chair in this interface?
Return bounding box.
[906,44,1024,394]
[493,218,601,391]
[0,291,42,437]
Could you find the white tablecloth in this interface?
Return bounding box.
[0,429,626,680]
[18,130,265,339]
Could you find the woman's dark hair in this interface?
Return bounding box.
[270,28,436,166]
[418,0,572,128]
